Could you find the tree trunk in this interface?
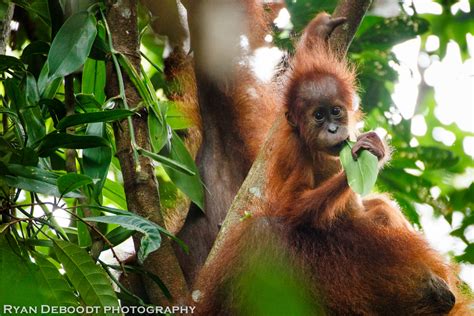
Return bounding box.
[105,0,188,305]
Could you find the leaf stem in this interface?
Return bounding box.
[100,9,140,172]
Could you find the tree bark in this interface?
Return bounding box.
[329,0,373,57]
[105,0,188,305]
[0,3,14,54]
[203,0,373,266]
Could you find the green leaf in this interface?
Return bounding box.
[23,74,45,145]
[455,243,474,264]
[75,93,103,110]
[36,132,110,157]
[391,146,460,170]
[0,175,81,198]
[56,109,135,130]
[104,226,134,249]
[85,215,162,264]
[4,78,46,145]
[11,0,50,25]
[117,54,153,105]
[86,205,188,254]
[83,123,112,198]
[40,98,67,126]
[138,148,195,176]
[340,141,379,196]
[89,21,109,60]
[148,109,169,152]
[25,72,40,106]
[0,233,47,307]
[353,15,430,52]
[103,179,127,209]
[82,57,106,103]
[76,206,92,248]
[0,55,26,74]
[57,173,93,196]
[37,62,62,98]
[47,11,97,80]
[5,164,59,184]
[31,254,79,308]
[20,41,49,79]
[53,240,120,315]
[166,102,192,130]
[163,131,204,210]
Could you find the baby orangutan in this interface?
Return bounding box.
[195,13,471,315]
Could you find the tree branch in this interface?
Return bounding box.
[105,0,188,305]
[329,0,373,57]
[203,0,372,267]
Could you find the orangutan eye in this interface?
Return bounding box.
[314,110,325,121]
[331,107,342,117]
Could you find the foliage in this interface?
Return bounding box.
[0,0,202,308]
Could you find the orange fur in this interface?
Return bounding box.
[196,12,472,315]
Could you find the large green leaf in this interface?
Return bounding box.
[56,110,135,130]
[340,142,379,196]
[36,132,110,157]
[47,11,97,80]
[85,215,162,264]
[53,240,120,315]
[57,173,93,197]
[31,254,79,308]
[0,234,47,307]
[86,206,188,254]
[163,131,204,210]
